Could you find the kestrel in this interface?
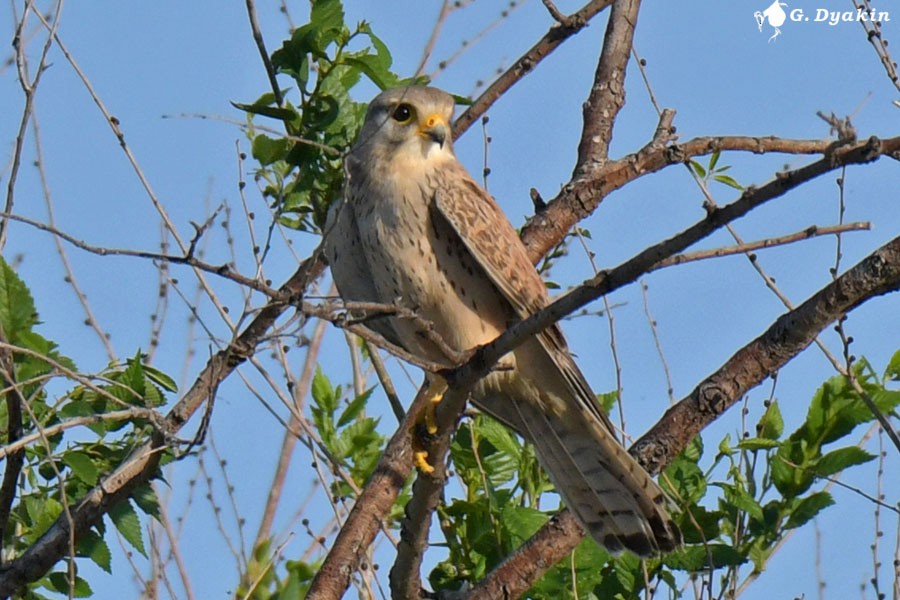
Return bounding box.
[324,86,681,556]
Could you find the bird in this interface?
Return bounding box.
[323,86,681,556]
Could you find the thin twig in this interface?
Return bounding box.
[653,222,871,270]
[244,0,283,106]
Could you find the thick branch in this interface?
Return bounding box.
[464,234,900,599]
[521,132,862,263]
[576,0,642,170]
[305,134,899,600]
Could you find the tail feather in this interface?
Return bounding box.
[509,397,681,556]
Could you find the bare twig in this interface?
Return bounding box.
[2,0,64,251]
[653,222,871,270]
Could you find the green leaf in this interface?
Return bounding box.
[500,504,548,545]
[77,529,112,573]
[337,387,373,427]
[718,482,764,522]
[310,0,344,35]
[596,391,618,414]
[757,400,783,439]
[131,484,162,521]
[713,174,745,190]
[885,348,900,381]
[737,437,780,451]
[232,100,299,123]
[62,451,100,486]
[785,491,834,529]
[662,457,706,504]
[708,150,720,172]
[142,364,178,393]
[664,543,746,571]
[0,256,38,340]
[109,500,146,557]
[252,134,292,166]
[311,366,336,413]
[46,572,92,598]
[475,417,519,458]
[689,160,706,179]
[814,446,874,477]
[342,53,399,90]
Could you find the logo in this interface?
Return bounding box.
[755,1,788,41]
[754,2,891,41]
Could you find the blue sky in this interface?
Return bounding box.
[2,0,899,598]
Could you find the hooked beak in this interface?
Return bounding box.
[419,113,449,148]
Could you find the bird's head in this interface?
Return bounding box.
[352,86,457,164]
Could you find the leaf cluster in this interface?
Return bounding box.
[235,0,417,233]
[0,258,169,598]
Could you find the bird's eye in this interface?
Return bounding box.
[392,104,413,123]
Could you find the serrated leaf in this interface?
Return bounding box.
[500,504,548,544]
[310,0,344,35]
[62,451,100,485]
[342,54,398,91]
[474,417,519,458]
[142,364,178,393]
[131,484,162,521]
[596,391,618,414]
[662,458,706,504]
[0,256,38,341]
[311,366,335,413]
[337,387,373,427]
[785,491,834,529]
[814,446,874,477]
[46,572,92,597]
[718,482,764,521]
[713,174,745,190]
[77,529,112,573]
[885,348,900,381]
[109,500,146,557]
[252,134,292,166]
[663,543,746,571]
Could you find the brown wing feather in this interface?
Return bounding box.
[431,162,614,430]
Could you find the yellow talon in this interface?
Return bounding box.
[424,392,442,435]
[411,376,448,473]
[413,450,435,474]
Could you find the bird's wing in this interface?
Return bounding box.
[431,162,614,431]
[323,197,404,349]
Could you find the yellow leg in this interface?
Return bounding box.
[412,376,448,474]
[423,376,447,435]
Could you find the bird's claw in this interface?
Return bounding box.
[412,377,448,473]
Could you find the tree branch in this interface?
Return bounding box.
[576,0,642,171]
[0,251,325,596]
[453,0,614,138]
[305,133,899,600]
[463,234,900,599]
[521,128,865,263]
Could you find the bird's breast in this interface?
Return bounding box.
[347,169,510,364]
